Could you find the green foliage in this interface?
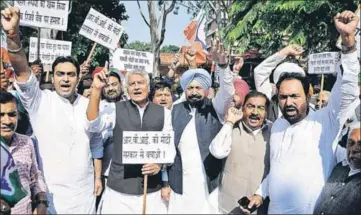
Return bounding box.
[124,41,179,53]
[225,0,359,57]
[160,44,180,53]
[124,41,152,52]
[18,0,128,67]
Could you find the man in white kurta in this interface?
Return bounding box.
[3,6,97,213]
[168,63,236,214]
[246,12,360,214]
[13,72,97,214]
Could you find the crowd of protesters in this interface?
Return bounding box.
[0,6,360,215]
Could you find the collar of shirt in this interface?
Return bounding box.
[130,99,149,110]
[55,92,80,105]
[241,121,266,136]
[8,133,25,152]
[342,159,361,177]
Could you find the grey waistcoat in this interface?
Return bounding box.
[107,100,165,195]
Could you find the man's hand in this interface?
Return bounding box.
[227,107,243,125]
[142,163,161,175]
[240,195,263,215]
[334,10,358,47]
[92,61,108,91]
[0,63,9,90]
[161,186,171,201]
[170,54,181,71]
[185,48,197,69]
[211,37,227,65]
[1,7,20,37]
[80,60,91,77]
[36,204,48,215]
[94,178,103,196]
[232,57,244,73]
[279,44,304,56]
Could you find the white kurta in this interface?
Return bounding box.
[89,101,175,214]
[168,109,213,214]
[255,51,360,214]
[14,73,96,214]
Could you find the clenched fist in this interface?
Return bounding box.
[279,44,304,57]
[334,10,359,47]
[1,7,20,37]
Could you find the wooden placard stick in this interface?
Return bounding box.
[142,174,148,215]
[86,42,97,63]
[320,74,325,93]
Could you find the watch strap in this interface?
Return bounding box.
[341,42,357,54]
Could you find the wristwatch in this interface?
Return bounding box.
[35,200,49,208]
[341,42,357,54]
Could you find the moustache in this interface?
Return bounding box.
[188,94,202,100]
[284,106,298,112]
[1,124,15,130]
[249,114,260,120]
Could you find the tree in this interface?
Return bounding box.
[14,0,128,67]
[137,0,177,77]
[124,41,152,52]
[160,44,179,53]
[224,0,359,57]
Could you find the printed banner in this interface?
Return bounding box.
[122,131,174,164]
[308,52,340,74]
[112,48,154,73]
[79,8,124,50]
[29,37,72,64]
[13,0,69,31]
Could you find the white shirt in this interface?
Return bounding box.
[13,73,96,214]
[255,51,360,214]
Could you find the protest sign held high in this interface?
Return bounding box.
[122,131,174,164]
[307,52,340,75]
[79,8,124,51]
[112,48,154,73]
[13,0,69,31]
[28,37,72,64]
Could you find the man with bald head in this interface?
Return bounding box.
[167,43,236,213]
[314,122,361,215]
[315,91,331,110]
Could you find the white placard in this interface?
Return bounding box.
[112,48,154,73]
[336,6,360,58]
[29,37,72,64]
[308,52,340,74]
[122,131,174,164]
[79,8,123,50]
[13,0,69,31]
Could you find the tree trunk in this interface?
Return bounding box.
[148,0,160,77]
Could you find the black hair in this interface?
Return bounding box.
[109,72,121,83]
[30,59,42,66]
[149,81,172,101]
[0,90,16,104]
[243,90,270,110]
[276,72,310,97]
[52,56,80,76]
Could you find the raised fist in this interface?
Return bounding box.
[334,10,359,37]
[1,7,20,37]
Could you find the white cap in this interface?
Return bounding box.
[273,62,305,84]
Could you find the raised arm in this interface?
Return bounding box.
[211,39,237,122]
[1,7,30,82]
[254,45,303,99]
[86,64,115,133]
[324,11,360,127]
[2,7,42,116]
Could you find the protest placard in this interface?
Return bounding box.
[336,5,360,58]
[79,8,124,50]
[308,52,340,74]
[122,131,174,164]
[112,48,154,73]
[29,37,72,64]
[13,0,69,31]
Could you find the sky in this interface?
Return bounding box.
[121,1,192,47]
